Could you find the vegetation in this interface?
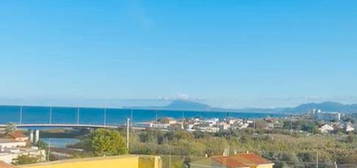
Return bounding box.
[127,127,357,167]
[12,155,40,165]
[4,122,16,134]
[83,129,128,156]
[69,117,356,167]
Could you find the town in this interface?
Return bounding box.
[0,109,356,168]
[143,109,355,134]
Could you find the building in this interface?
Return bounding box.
[311,109,341,121]
[318,124,334,133]
[0,139,27,151]
[345,123,355,132]
[0,137,45,164]
[190,153,274,168]
[0,146,46,164]
[15,155,161,168]
[7,131,28,142]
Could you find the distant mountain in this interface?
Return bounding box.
[285,101,357,113]
[127,100,357,114]
[126,99,212,111]
[164,100,211,110]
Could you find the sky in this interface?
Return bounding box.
[0,0,357,108]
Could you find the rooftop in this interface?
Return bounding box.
[8,131,27,139]
[212,153,273,168]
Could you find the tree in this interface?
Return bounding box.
[36,140,48,150]
[13,155,40,165]
[88,129,127,156]
[35,140,49,160]
[5,122,16,134]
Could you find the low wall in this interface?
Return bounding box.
[18,155,161,168]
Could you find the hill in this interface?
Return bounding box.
[164,100,211,110]
[285,101,357,113]
[127,100,357,114]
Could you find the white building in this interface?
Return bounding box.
[345,123,355,132]
[0,136,45,164]
[312,109,341,121]
[0,147,45,164]
[319,124,334,133]
[0,139,27,152]
[218,122,230,130]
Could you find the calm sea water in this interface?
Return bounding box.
[0,105,285,125]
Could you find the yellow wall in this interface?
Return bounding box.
[18,155,161,168]
[138,156,161,168]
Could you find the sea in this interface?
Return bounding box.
[0,105,285,125]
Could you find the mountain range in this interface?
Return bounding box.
[130,100,357,114]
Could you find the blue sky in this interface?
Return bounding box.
[1,0,357,108]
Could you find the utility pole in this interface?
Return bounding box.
[77,107,80,125]
[19,106,23,125]
[316,151,319,168]
[126,118,130,150]
[47,138,51,161]
[49,106,52,124]
[130,109,133,127]
[182,111,185,129]
[290,117,293,134]
[104,108,107,126]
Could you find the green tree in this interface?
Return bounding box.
[5,122,16,134]
[36,140,48,150]
[88,129,127,156]
[12,155,40,165]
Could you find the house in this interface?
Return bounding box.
[218,122,230,131]
[0,139,27,152]
[345,123,355,132]
[0,138,45,164]
[8,131,28,142]
[190,153,274,168]
[318,124,334,133]
[0,146,46,164]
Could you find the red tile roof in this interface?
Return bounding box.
[0,161,15,168]
[8,130,27,138]
[213,157,248,168]
[212,153,273,168]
